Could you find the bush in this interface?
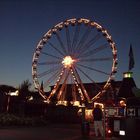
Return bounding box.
[0,113,48,127]
[0,113,20,126]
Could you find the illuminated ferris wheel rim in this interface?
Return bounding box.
[32,18,117,102]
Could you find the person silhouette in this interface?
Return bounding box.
[93,104,104,137]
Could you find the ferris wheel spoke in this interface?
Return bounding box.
[48,41,65,56]
[71,24,81,53]
[76,66,102,91]
[38,60,61,65]
[79,43,109,58]
[72,84,77,101]
[65,27,72,54]
[41,51,62,60]
[47,68,65,100]
[71,67,90,101]
[77,64,110,75]
[56,32,67,54]
[60,84,67,101]
[57,70,70,100]
[75,26,91,52]
[69,75,77,101]
[43,70,61,89]
[70,68,85,101]
[77,33,102,57]
[38,66,61,78]
[80,57,112,62]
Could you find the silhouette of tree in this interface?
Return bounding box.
[0,85,16,93]
[17,80,32,116]
[18,79,32,101]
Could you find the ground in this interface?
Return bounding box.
[0,123,120,140]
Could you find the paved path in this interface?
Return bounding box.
[0,124,120,140]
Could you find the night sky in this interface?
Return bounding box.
[0,0,140,89]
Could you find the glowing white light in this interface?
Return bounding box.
[28,96,33,101]
[73,101,80,106]
[45,99,50,104]
[123,72,132,78]
[56,101,67,106]
[62,56,75,68]
[7,90,19,96]
[119,130,125,136]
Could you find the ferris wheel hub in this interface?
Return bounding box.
[62,56,75,68]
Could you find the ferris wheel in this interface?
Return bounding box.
[32,18,117,106]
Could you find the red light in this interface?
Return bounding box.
[107,129,112,134]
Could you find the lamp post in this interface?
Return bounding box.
[6,90,19,113]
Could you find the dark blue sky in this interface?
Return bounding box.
[0,0,140,88]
